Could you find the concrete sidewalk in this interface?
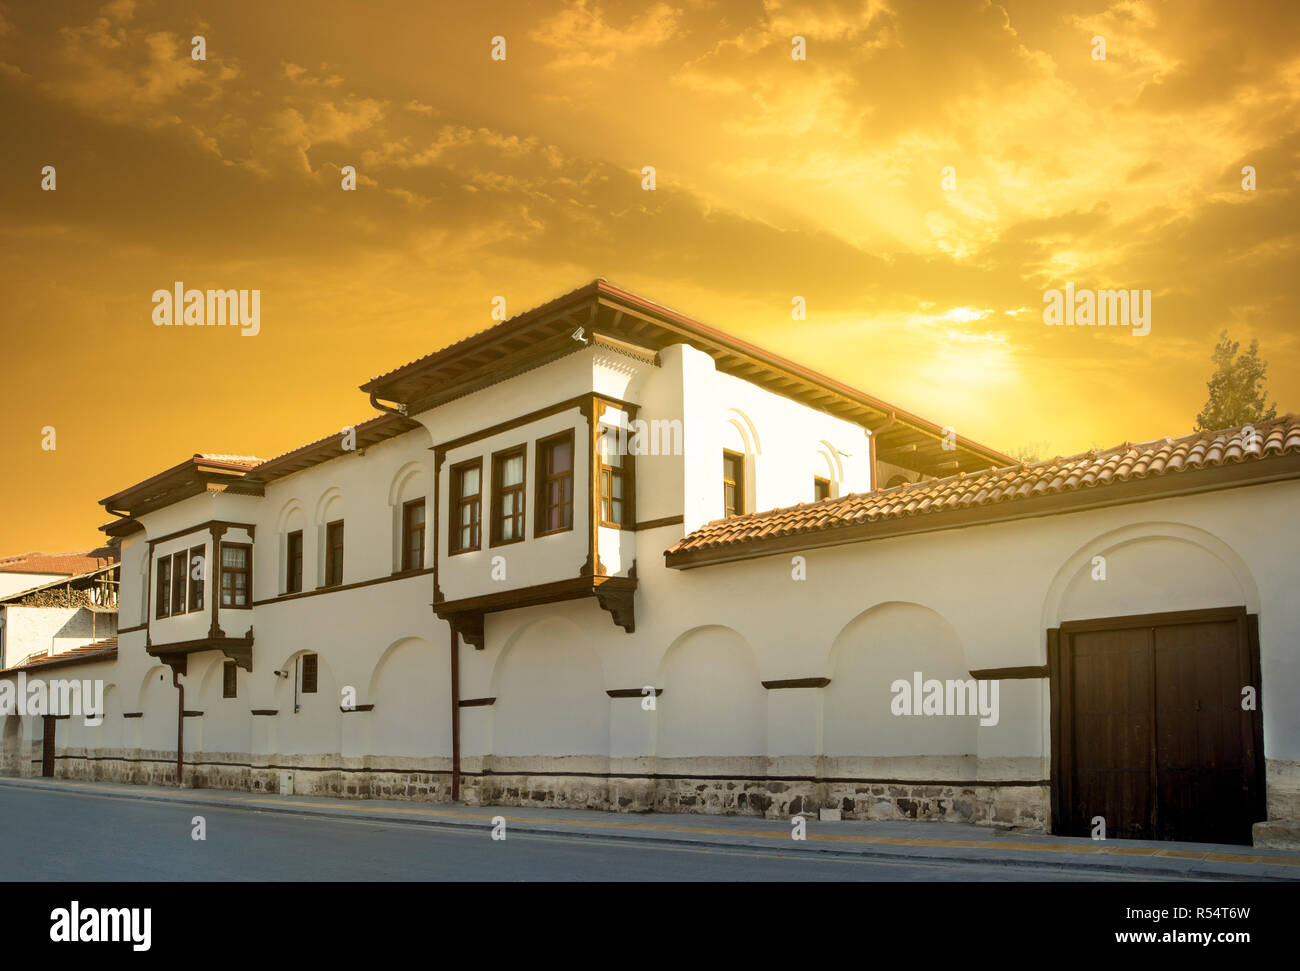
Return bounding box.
[4,776,1298,880]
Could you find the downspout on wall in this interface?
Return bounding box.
[450,628,461,801]
[172,668,184,787]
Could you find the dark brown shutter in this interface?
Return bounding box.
[301,654,318,693]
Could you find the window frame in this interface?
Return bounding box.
[222,660,237,699]
[169,551,187,616]
[449,458,483,555]
[219,542,253,609]
[534,429,576,537]
[187,545,205,613]
[324,520,345,587]
[400,499,426,571]
[490,444,527,548]
[301,653,318,694]
[155,554,171,619]
[723,449,746,518]
[286,529,304,593]
[597,425,632,528]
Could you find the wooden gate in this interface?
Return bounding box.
[1049,607,1264,845]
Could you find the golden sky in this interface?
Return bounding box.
[2,0,1297,553]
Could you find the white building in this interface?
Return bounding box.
[2,280,1296,848]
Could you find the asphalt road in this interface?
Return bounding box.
[1,784,1179,881]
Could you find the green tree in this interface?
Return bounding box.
[1195,331,1277,431]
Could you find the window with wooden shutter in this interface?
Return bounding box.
[170,552,187,615]
[222,660,237,699]
[401,500,425,570]
[188,545,205,612]
[286,530,304,593]
[535,431,574,535]
[220,544,251,607]
[723,450,745,517]
[301,653,318,694]
[449,459,482,553]
[491,446,526,546]
[598,426,630,527]
[156,556,171,618]
[325,521,344,586]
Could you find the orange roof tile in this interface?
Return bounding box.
[666,415,1300,565]
[0,551,114,575]
[2,637,118,674]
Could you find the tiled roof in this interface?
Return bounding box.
[195,454,263,467]
[0,551,113,575]
[250,412,421,481]
[667,415,1300,563]
[2,637,118,674]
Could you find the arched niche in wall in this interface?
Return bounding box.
[387,462,429,573]
[1041,521,1260,653]
[655,625,766,758]
[490,616,609,758]
[824,602,976,758]
[367,636,450,758]
[272,649,342,758]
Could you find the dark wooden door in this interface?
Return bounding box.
[1052,607,1262,846]
[1069,626,1153,839]
[41,714,55,778]
[1153,618,1255,844]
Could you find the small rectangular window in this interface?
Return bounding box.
[814,477,831,502]
[188,545,205,612]
[286,530,304,593]
[220,544,251,607]
[155,556,171,619]
[301,653,318,694]
[491,446,526,545]
[535,431,574,535]
[598,427,627,526]
[450,459,482,553]
[402,500,425,570]
[723,450,745,517]
[222,660,237,699]
[170,552,186,615]
[324,521,345,586]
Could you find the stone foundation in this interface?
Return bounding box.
[27,748,1054,829]
[63,748,1300,839]
[47,748,455,803]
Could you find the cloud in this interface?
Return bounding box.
[531,0,681,69]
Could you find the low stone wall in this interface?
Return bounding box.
[48,747,455,803]
[456,754,1051,829]
[87,746,1300,838]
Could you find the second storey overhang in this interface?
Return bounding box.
[360,279,1013,477]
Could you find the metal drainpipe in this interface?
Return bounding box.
[172,669,184,787]
[450,628,461,801]
[369,392,405,416]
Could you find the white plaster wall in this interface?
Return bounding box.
[438,408,589,601]
[4,606,110,661]
[0,573,66,598]
[368,637,451,757]
[491,615,609,757]
[656,625,766,757]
